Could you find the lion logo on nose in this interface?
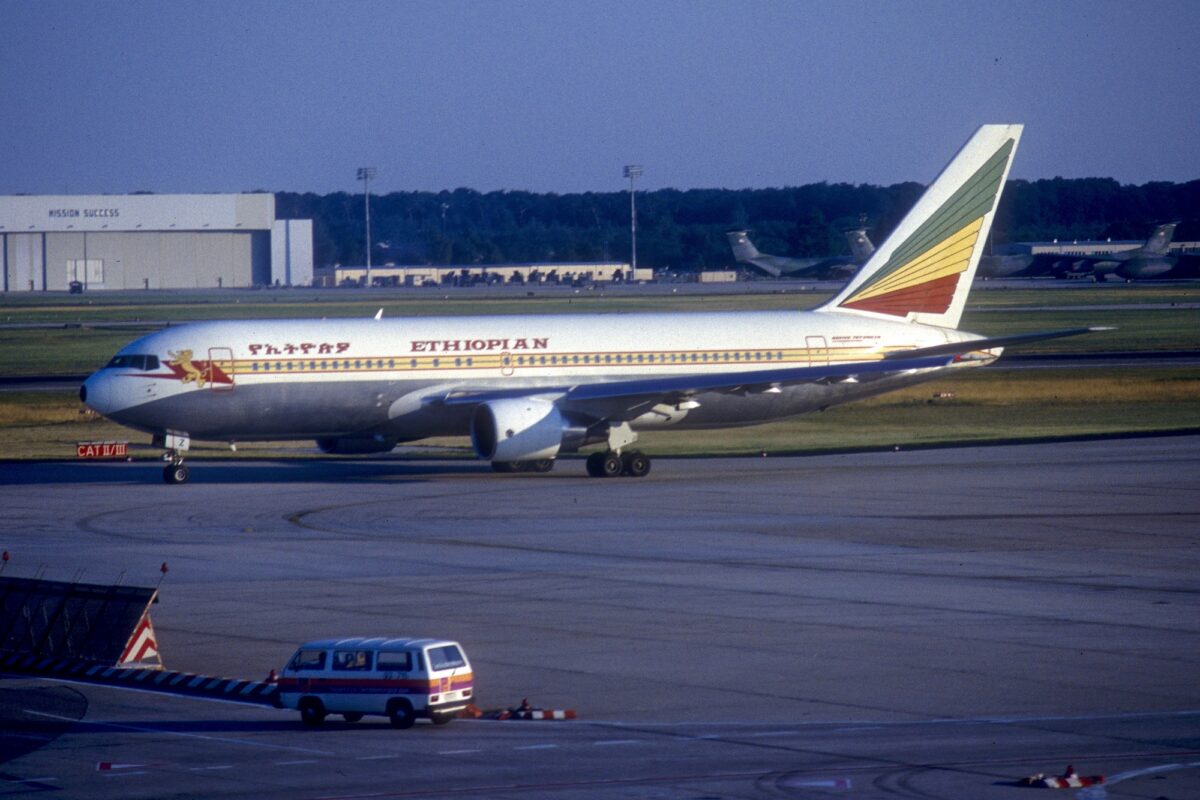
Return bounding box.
[167,350,207,387]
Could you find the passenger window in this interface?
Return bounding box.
[332,649,372,671]
[290,649,326,671]
[427,645,466,670]
[376,651,413,672]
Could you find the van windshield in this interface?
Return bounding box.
[290,649,325,671]
[427,645,465,670]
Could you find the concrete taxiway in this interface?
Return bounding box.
[1,436,1198,798]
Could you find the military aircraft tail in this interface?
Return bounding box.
[1143,222,1178,255]
[845,227,875,263]
[820,124,1023,330]
[726,230,764,262]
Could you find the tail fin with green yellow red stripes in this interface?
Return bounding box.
[820,124,1023,329]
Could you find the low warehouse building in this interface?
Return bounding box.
[0,193,312,291]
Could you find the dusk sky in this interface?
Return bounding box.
[4,1,1198,196]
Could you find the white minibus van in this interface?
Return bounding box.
[277,637,473,728]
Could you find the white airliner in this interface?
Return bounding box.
[81,124,1099,483]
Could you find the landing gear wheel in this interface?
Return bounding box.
[299,698,326,726]
[621,451,651,478]
[527,459,555,473]
[163,463,189,484]
[342,712,363,723]
[586,452,606,477]
[600,452,623,477]
[388,699,416,729]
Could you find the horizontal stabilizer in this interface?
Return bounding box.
[883,327,1114,360]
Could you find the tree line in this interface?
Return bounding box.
[276,178,1200,272]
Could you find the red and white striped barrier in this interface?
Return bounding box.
[1020,766,1105,789]
[459,701,577,721]
[513,708,576,720]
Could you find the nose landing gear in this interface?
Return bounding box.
[163,458,190,484]
[154,432,192,484]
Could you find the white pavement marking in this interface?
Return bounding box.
[275,760,320,766]
[23,709,334,755]
[514,744,558,750]
[3,778,58,784]
[189,765,234,771]
[355,755,400,761]
[438,749,482,755]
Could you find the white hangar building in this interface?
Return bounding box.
[0,194,312,291]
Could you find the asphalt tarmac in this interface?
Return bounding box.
[1,437,1198,799]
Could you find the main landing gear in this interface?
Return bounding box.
[584,421,650,478]
[491,459,555,473]
[585,450,651,478]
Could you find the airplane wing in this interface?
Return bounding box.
[438,354,955,422]
[882,327,1112,360]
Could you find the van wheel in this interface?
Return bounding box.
[431,712,453,726]
[387,699,415,729]
[299,698,326,726]
[342,712,363,723]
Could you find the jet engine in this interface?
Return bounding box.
[471,397,590,462]
[315,435,398,454]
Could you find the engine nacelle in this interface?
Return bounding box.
[315,435,398,454]
[471,398,572,462]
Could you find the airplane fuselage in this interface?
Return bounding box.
[81,310,986,444]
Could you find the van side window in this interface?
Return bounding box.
[333,649,372,671]
[376,651,412,672]
[427,645,466,670]
[290,649,326,671]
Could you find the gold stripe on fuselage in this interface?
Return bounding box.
[222,345,915,379]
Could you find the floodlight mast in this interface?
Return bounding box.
[623,164,643,275]
[357,167,377,286]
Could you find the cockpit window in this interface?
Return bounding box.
[105,354,160,371]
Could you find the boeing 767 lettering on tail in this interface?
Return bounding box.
[81,125,1102,483]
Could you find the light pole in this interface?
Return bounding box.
[357,167,377,286]
[623,164,643,275]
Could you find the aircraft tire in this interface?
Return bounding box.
[163,464,189,484]
[622,451,651,478]
[600,452,623,478]
[585,452,607,477]
[527,459,555,473]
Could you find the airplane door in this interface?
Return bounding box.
[207,347,235,391]
[805,336,829,367]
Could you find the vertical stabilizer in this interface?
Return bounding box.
[820,125,1023,329]
[726,230,763,261]
[1142,222,1177,255]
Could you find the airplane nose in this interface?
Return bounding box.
[80,372,111,416]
